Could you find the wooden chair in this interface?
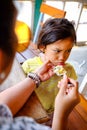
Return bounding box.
[33,3,66,44]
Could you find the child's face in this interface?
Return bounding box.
[43,38,73,66]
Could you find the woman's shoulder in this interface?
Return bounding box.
[13,117,51,130]
[0,104,51,130]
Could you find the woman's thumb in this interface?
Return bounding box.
[59,74,68,94]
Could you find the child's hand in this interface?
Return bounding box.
[35,60,54,81]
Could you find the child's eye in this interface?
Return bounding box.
[52,49,61,53]
[66,49,71,53]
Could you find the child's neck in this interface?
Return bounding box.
[39,53,47,63]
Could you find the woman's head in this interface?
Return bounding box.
[37,18,76,65]
[0,0,18,84]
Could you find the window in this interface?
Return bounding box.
[77,6,87,42]
[14,0,33,29]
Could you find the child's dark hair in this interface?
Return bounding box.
[37,18,76,49]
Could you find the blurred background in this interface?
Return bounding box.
[14,0,87,44]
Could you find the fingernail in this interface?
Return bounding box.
[63,73,66,78]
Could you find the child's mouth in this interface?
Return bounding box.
[52,61,65,66]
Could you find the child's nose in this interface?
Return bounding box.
[58,53,65,60]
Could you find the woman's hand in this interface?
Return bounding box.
[55,74,80,119]
[52,74,80,130]
[35,60,54,81]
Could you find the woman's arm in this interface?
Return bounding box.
[0,61,54,115]
[0,77,36,115]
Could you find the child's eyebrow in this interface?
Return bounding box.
[53,47,72,51]
[52,48,62,51]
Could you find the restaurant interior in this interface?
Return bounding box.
[0,0,87,130]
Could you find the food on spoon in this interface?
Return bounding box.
[53,65,67,76]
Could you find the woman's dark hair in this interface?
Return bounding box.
[0,0,18,59]
[37,18,76,49]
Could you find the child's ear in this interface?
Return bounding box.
[39,45,45,53]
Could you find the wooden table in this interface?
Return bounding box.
[15,92,50,123]
[15,92,87,130]
[68,94,87,130]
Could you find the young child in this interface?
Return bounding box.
[22,18,77,113]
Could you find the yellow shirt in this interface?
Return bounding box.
[22,56,77,112]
